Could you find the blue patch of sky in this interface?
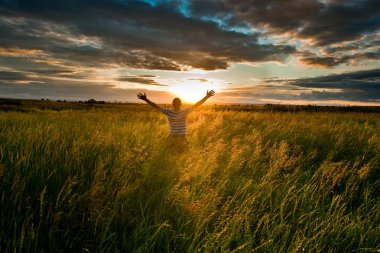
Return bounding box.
[140,0,159,7]
[291,40,303,50]
[257,36,275,45]
[178,0,190,17]
[77,41,102,50]
[176,0,254,35]
[218,20,254,35]
[193,14,255,35]
[141,0,191,17]
[257,36,303,51]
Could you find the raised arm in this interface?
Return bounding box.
[191,90,215,110]
[137,93,160,111]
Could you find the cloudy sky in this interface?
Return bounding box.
[0,0,379,105]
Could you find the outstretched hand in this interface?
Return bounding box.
[137,92,147,101]
[206,90,215,98]
[137,92,160,110]
[191,89,215,109]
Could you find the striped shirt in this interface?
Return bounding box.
[160,107,193,135]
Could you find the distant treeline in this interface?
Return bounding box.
[1,98,380,113]
[0,98,138,112]
[213,103,380,113]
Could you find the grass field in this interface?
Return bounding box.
[0,103,379,252]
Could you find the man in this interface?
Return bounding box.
[137,90,215,150]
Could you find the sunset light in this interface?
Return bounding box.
[170,79,217,103]
[1,1,380,252]
[0,0,378,105]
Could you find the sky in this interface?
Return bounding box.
[0,0,379,105]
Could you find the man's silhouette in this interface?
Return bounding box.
[137,90,215,150]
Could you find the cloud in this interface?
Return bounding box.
[0,53,95,81]
[289,68,380,92]
[0,78,171,102]
[188,0,380,67]
[137,75,156,78]
[220,68,380,104]
[284,68,380,102]
[225,0,380,45]
[1,0,378,71]
[299,37,380,67]
[187,78,208,83]
[0,0,295,71]
[0,70,28,80]
[24,69,75,75]
[118,75,167,86]
[0,0,379,103]
[299,52,350,67]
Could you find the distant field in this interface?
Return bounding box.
[1,97,380,113]
[0,102,379,252]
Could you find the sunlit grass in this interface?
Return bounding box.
[0,107,379,252]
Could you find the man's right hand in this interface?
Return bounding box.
[137,93,147,101]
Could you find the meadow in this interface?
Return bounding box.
[0,103,379,252]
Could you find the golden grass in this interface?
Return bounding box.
[0,106,379,252]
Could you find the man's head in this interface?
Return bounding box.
[172,98,181,110]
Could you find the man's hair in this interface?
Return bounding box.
[172,98,181,108]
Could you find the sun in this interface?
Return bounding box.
[170,79,217,103]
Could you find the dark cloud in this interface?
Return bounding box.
[0,0,379,103]
[118,76,166,86]
[296,90,379,103]
[187,0,251,31]
[1,0,377,70]
[4,14,185,70]
[0,53,95,80]
[284,68,380,102]
[24,69,74,75]
[0,70,28,80]
[300,52,380,67]
[137,75,156,78]
[289,68,380,91]
[0,79,171,102]
[187,78,208,83]
[297,1,380,46]
[299,35,380,67]
[221,68,380,103]
[225,0,380,46]
[188,0,380,67]
[299,52,350,67]
[0,0,295,71]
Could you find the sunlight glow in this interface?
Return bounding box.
[170,79,219,103]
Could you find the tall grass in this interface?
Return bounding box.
[0,107,379,252]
